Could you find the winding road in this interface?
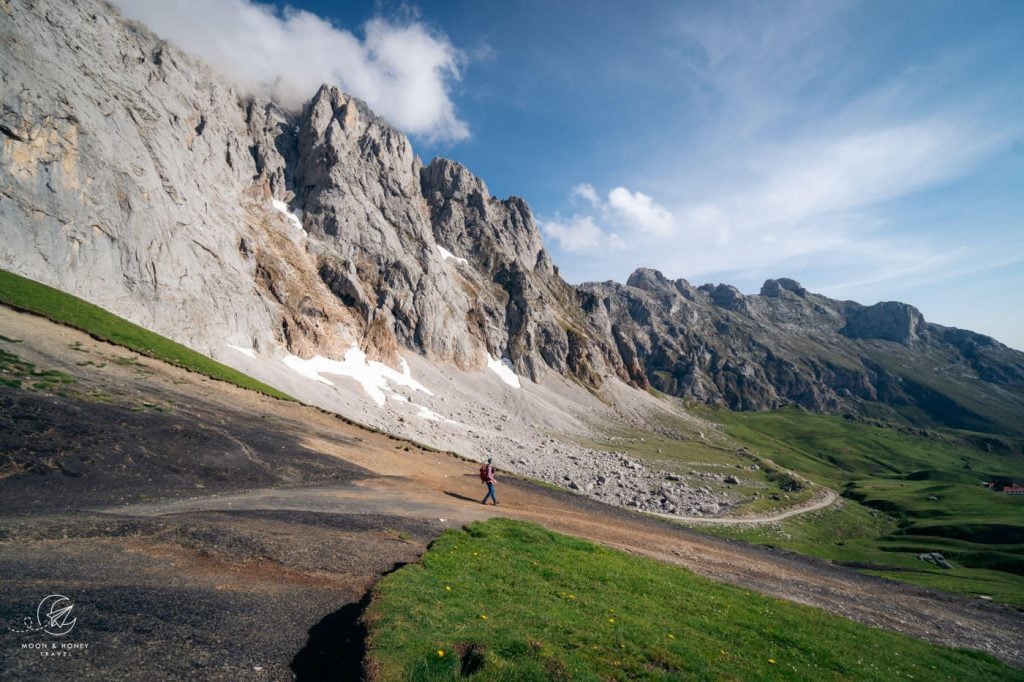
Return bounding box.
[654,487,840,525]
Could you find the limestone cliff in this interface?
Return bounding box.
[0,0,618,383]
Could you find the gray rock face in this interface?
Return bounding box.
[761,278,807,298]
[707,284,749,313]
[626,267,676,294]
[422,158,548,276]
[286,84,476,365]
[1,0,621,385]
[0,0,358,360]
[1,0,264,351]
[420,157,616,383]
[841,301,928,344]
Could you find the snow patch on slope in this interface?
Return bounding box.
[272,199,304,232]
[487,355,521,389]
[412,403,460,425]
[281,347,433,406]
[415,404,442,421]
[437,245,468,265]
[227,344,257,358]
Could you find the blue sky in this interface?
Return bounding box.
[119,0,1024,349]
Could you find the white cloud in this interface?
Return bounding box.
[545,184,674,253]
[115,0,469,142]
[539,215,624,253]
[742,119,1004,227]
[667,114,1009,281]
[571,182,600,206]
[607,187,675,236]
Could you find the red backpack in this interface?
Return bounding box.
[479,464,489,482]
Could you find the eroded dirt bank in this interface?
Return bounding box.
[2,306,1022,679]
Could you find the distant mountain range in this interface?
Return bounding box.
[3,0,1023,436]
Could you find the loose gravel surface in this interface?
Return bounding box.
[2,306,1022,679]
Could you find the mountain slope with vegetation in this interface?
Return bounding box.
[686,406,1024,605]
[0,268,293,400]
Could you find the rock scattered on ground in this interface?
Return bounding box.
[918,552,953,569]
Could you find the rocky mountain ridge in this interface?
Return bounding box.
[581,269,1024,434]
[2,0,1023,438]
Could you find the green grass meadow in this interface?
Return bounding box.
[0,268,292,400]
[691,407,1024,606]
[364,519,1018,681]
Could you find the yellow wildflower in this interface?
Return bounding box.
[481,614,488,620]
[437,650,445,658]
[769,659,776,664]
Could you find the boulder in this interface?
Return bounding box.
[918,552,953,569]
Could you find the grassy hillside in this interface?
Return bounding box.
[860,343,1024,438]
[365,519,1015,680]
[696,406,1024,606]
[0,269,293,401]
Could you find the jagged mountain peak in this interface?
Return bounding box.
[626,267,673,292]
[421,157,492,201]
[623,268,702,302]
[421,157,552,277]
[760,278,807,298]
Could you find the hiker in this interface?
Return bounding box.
[480,457,498,505]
